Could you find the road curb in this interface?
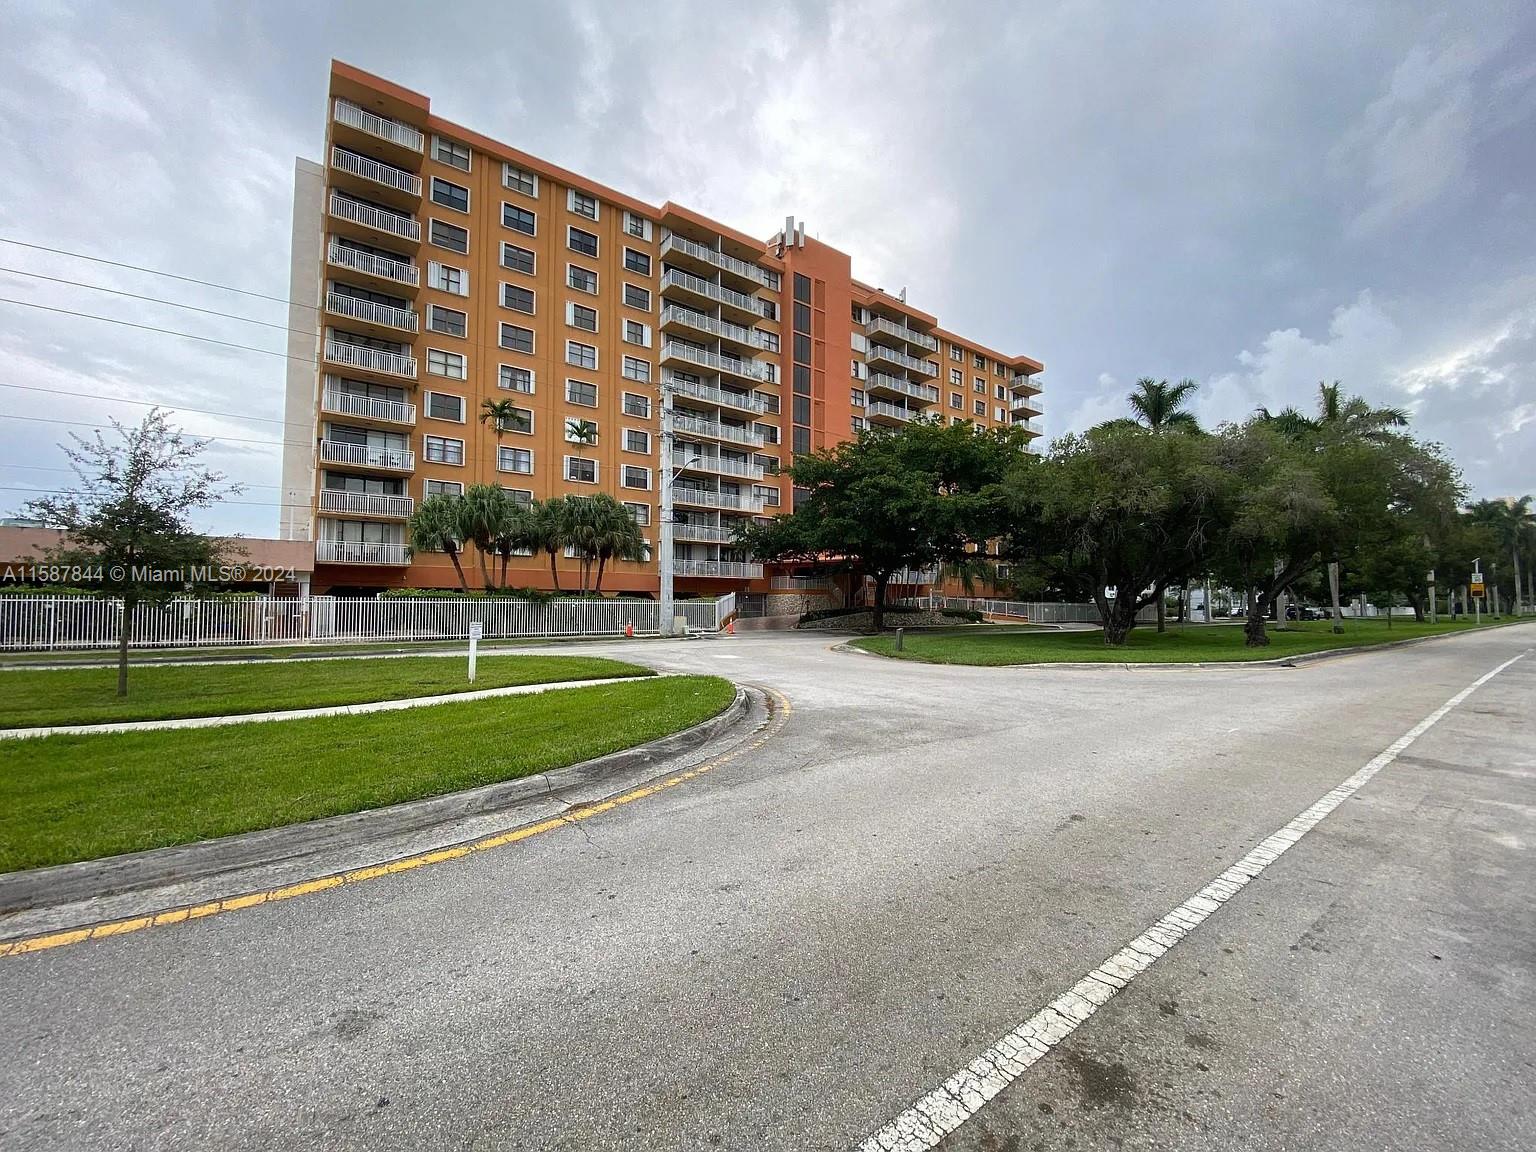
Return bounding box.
[0,686,752,921]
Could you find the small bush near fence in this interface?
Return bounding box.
[798,606,866,625]
[940,608,984,623]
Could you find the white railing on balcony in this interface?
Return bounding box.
[661,268,758,313]
[1011,392,1044,416]
[668,375,770,415]
[333,99,424,152]
[673,452,765,481]
[673,523,738,544]
[866,315,938,352]
[673,488,766,513]
[670,412,764,447]
[868,372,939,405]
[323,339,418,380]
[321,386,417,425]
[659,305,774,350]
[318,439,416,471]
[1011,416,1043,435]
[330,146,422,196]
[316,539,412,565]
[674,559,764,579]
[329,193,420,242]
[660,232,778,290]
[889,567,941,584]
[317,490,415,518]
[327,240,419,287]
[865,343,939,378]
[866,399,916,423]
[326,291,418,333]
[661,341,773,383]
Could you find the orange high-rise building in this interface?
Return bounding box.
[280,62,1046,596]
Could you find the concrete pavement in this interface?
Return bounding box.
[1,625,1532,1150]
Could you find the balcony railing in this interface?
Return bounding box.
[332,99,423,152]
[673,559,764,579]
[316,539,411,565]
[673,523,738,544]
[660,232,779,290]
[668,375,770,415]
[323,339,417,380]
[1010,392,1044,416]
[673,488,766,513]
[1011,416,1043,435]
[659,304,774,350]
[866,399,916,423]
[864,343,939,378]
[867,372,939,405]
[661,341,773,383]
[318,439,416,471]
[661,268,758,313]
[866,315,938,352]
[327,240,419,287]
[317,489,415,518]
[670,412,764,447]
[890,566,941,584]
[329,193,420,243]
[673,452,765,481]
[326,291,418,333]
[321,386,417,425]
[330,146,422,196]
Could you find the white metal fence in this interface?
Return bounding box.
[914,596,1160,625]
[0,593,737,652]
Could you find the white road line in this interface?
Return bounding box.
[854,649,1530,1152]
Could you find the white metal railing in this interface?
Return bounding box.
[661,341,773,383]
[921,596,1158,624]
[659,304,775,350]
[888,567,941,584]
[673,523,737,544]
[317,489,415,518]
[866,315,938,352]
[661,268,758,313]
[318,439,416,471]
[330,146,422,196]
[1011,416,1042,435]
[673,452,765,481]
[771,575,836,591]
[668,375,770,415]
[333,99,424,152]
[327,240,419,287]
[326,291,419,332]
[868,372,939,404]
[660,232,778,289]
[864,343,939,377]
[674,559,764,579]
[0,593,737,650]
[1010,391,1043,415]
[670,412,765,447]
[323,339,418,379]
[321,385,417,425]
[316,540,411,565]
[866,399,916,423]
[329,192,420,242]
[673,488,766,513]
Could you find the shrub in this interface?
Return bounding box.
[940,608,983,623]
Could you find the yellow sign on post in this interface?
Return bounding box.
[1470,581,1486,598]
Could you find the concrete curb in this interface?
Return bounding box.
[0,686,753,921]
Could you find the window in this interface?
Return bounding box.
[501,242,536,275]
[974,352,986,368]
[622,355,650,383]
[429,219,469,253]
[623,283,651,311]
[499,323,534,354]
[567,189,599,220]
[755,484,781,507]
[567,226,598,257]
[759,331,780,353]
[623,212,652,241]
[794,333,811,362]
[794,302,812,332]
[623,319,651,347]
[623,392,651,418]
[759,299,778,321]
[566,340,597,370]
[498,446,533,474]
[995,361,1007,376]
[851,388,866,407]
[996,383,1007,401]
[950,392,962,409]
[622,465,651,490]
[565,379,598,407]
[793,395,811,425]
[498,365,535,394]
[755,391,780,414]
[792,426,811,455]
[950,368,962,385]
[427,349,466,379]
[501,284,536,314]
[950,345,963,361]
[497,406,534,435]
[425,478,464,497]
[624,501,651,526]
[504,488,534,509]
[503,164,537,197]
[425,391,464,422]
[996,406,1007,421]
[974,398,986,416]
[432,136,470,171]
[567,302,598,332]
[756,421,780,444]
[426,305,466,337]
[564,416,598,443]
[851,361,868,381]
[424,435,464,465]
[566,456,598,483]
[852,416,867,433]
[624,429,650,454]
[623,247,651,275]
[430,177,469,213]
[568,265,598,294]
[502,203,537,235]
[794,273,811,304]
[427,262,468,295]
[974,377,986,393]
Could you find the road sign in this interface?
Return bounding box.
[468,622,483,640]
[1471,581,1485,598]
[468,622,483,682]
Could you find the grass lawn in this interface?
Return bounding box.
[851,616,1526,666]
[0,654,652,728]
[0,675,736,872]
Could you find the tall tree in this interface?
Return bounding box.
[479,398,528,441]
[460,485,509,589]
[407,495,470,592]
[1128,377,1201,432]
[1467,496,1534,615]
[527,496,569,592]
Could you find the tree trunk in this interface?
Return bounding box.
[871,573,890,631]
[116,594,133,697]
[478,549,493,590]
[1410,593,1425,622]
[1245,586,1270,647]
[595,555,607,594]
[1156,588,1166,633]
[548,550,562,593]
[1512,546,1523,615]
[1177,582,1187,625]
[446,549,469,593]
[1328,560,1344,634]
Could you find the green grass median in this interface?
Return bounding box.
[851,617,1524,666]
[0,654,652,728]
[0,675,737,872]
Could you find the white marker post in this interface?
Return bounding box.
[468,621,483,683]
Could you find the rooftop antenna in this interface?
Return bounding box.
[899,286,907,302]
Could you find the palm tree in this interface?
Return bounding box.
[460,485,508,589]
[1128,377,1201,432]
[479,398,528,441]
[565,418,599,446]
[588,494,647,593]
[1468,495,1534,615]
[561,494,603,592]
[493,498,536,588]
[527,496,568,593]
[407,495,469,592]
[1314,380,1408,441]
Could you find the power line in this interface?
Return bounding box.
[0,297,316,363]
[0,381,306,427]
[0,265,295,332]
[0,412,304,448]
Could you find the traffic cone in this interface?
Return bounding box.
[624,622,634,638]
[725,619,735,635]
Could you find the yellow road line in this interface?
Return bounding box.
[1,688,791,960]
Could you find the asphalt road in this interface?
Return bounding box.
[2,625,1533,1151]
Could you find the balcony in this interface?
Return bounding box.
[321,385,417,427]
[660,269,760,320]
[318,439,416,472]
[329,146,421,210]
[668,375,770,416]
[661,341,773,384]
[660,232,778,291]
[1011,416,1043,435]
[673,559,764,580]
[673,488,766,513]
[327,240,419,290]
[316,539,411,566]
[673,452,765,481]
[864,343,939,378]
[323,339,417,381]
[867,399,917,425]
[890,566,941,584]
[325,291,419,337]
[659,305,775,352]
[317,490,415,519]
[866,315,938,353]
[331,99,424,165]
[673,522,738,545]
[867,372,939,406]
[670,412,764,448]
[328,192,421,246]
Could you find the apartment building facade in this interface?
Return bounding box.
[281,62,1046,595]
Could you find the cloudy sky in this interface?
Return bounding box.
[1,0,1532,535]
